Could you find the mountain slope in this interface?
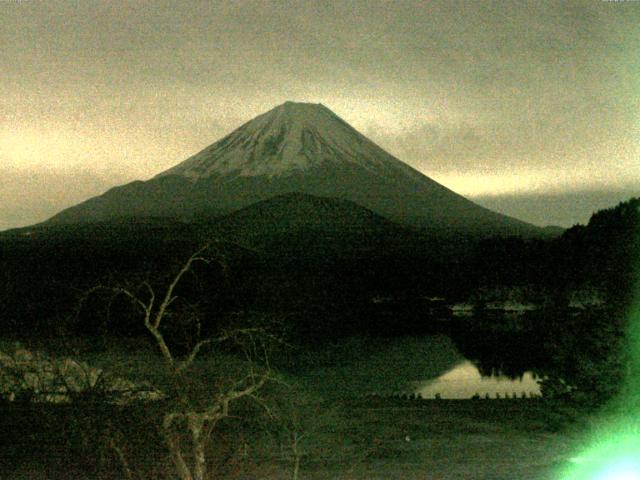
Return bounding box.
[208,191,424,256]
[214,192,400,235]
[46,101,542,237]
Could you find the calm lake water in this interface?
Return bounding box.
[413,318,547,399]
[302,308,594,399]
[416,360,541,399]
[411,310,559,399]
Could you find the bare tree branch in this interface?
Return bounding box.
[74,241,281,480]
[176,338,213,374]
[152,243,212,330]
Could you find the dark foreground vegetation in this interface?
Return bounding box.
[0,197,637,478]
[1,393,575,480]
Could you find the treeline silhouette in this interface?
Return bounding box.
[0,198,637,348]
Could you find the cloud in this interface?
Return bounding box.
[471,187,639,228]
[0,168,127,231]
[1,0,637,228]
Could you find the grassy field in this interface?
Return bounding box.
[1,337,581,479]
[268,397,575,480]
[2,397,580,479]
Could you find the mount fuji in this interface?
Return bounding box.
[46,101,541,237]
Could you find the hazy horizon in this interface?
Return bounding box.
[2,1,638,230]
[1,163,635,231]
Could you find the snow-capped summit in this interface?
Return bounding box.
[157,101,419,181]
[45,101,544,237]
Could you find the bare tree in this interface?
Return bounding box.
[83,242,274,480]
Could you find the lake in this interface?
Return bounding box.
[412,315,548,399]
[296,331,547,399]
[416,360,541,399]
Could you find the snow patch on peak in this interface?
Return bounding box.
[156,102,420,181]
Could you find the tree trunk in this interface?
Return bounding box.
[164,431,193,480]
[164,413,193,480]
[293,455,301,480]
[292,432,301,480]
[190,415,207,480]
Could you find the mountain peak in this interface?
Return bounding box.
[156,101,401,180]
[269,100,330,116]
[280,100,326,109]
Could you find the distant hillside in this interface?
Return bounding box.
[208,192,425,257]
[465,196,640,305]
[553,197,640,301]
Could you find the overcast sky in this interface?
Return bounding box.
[1,0,638,229]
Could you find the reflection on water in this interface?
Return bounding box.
[445,313,551,380]
[416,360,541,399]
